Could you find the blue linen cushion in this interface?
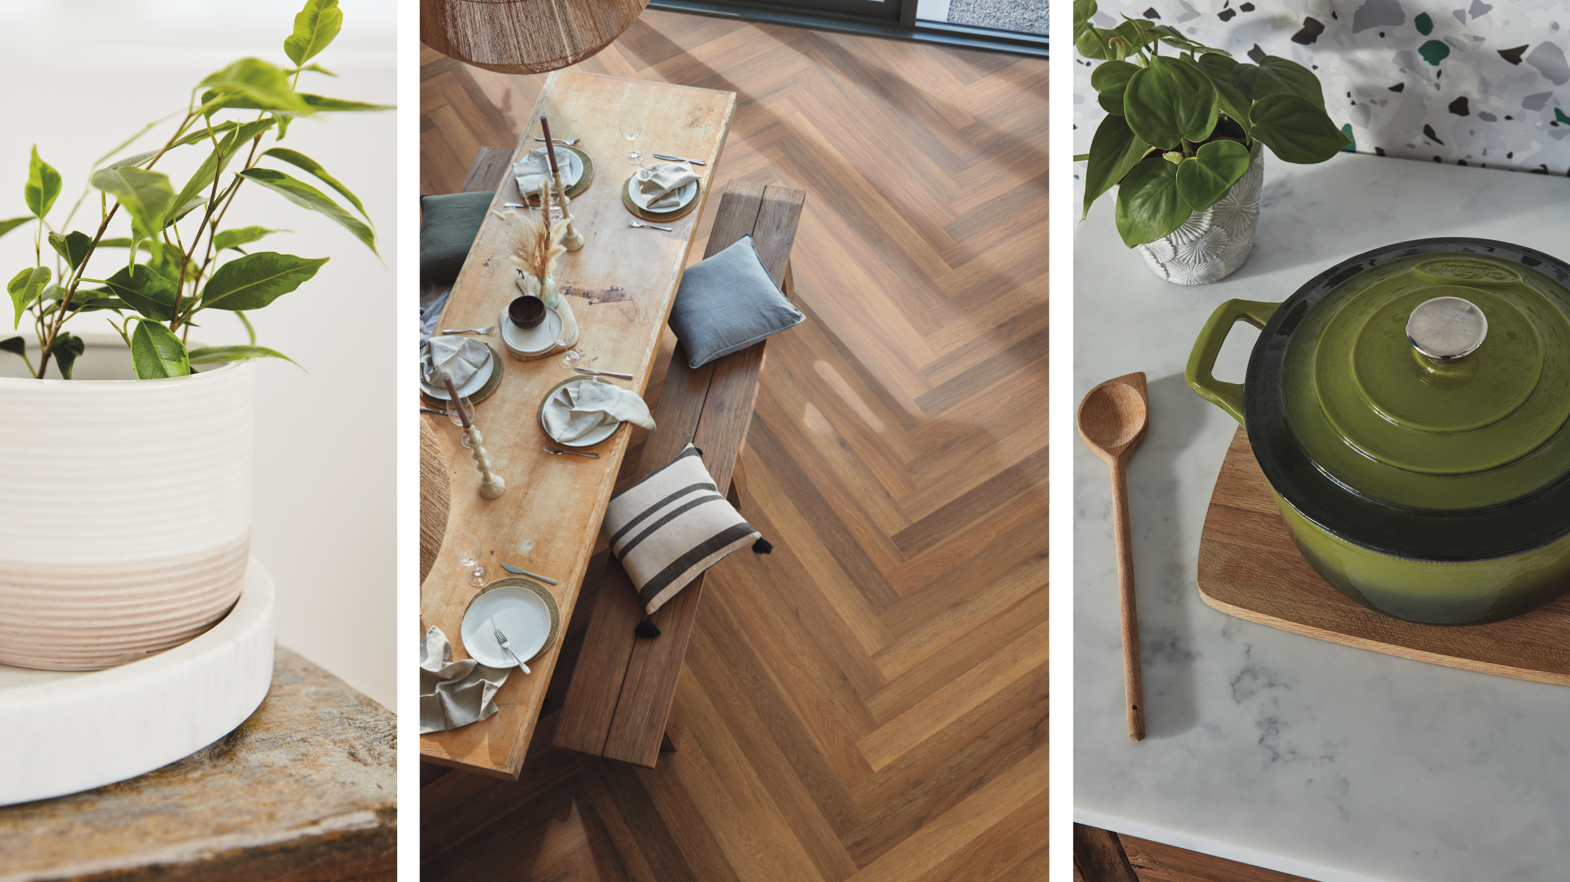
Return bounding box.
[668,235,803,369]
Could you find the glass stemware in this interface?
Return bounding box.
[453,531,487,587]
[619,109,643,166]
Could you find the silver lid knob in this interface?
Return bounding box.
[1407,296,1488,362]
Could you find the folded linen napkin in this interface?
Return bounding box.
[542,378,656,443]
[424,335,490,389]
[419,626,511,734]
[635,161,700,211]
[513,147,575,197]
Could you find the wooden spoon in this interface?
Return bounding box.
[1077,372,1150,741]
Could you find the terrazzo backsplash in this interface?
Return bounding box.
[1074,0,1570,175]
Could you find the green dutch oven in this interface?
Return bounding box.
[1186,239,1570,625]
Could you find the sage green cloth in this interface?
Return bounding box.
[419,191,494,285]
[419,626,511,734]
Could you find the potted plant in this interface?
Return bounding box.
[1073,0,1350,284]
[0,0,388,671]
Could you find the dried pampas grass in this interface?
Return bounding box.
[498,184,566,280]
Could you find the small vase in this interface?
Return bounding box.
[1138,141,1264,285]
[520,274,579,348]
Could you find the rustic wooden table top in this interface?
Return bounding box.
[419,69,735,779]
[0,647,396,882]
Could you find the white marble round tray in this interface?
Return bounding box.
[0,557,274,806]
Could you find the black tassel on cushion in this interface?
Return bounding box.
[752,537,773,554]
[635,616,661,638]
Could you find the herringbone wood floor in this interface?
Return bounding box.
[421,10,1048,881]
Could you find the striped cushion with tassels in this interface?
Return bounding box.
[603,445,763,635]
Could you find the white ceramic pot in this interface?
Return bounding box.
[1138,141,1264,285]
[0,335,253,671]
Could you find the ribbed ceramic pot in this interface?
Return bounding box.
[1139,141,1264,286]
[1186,239,1570,625]
[0,336,253,670]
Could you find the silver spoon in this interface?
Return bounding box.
[628,220,673,231]
[544,446,601,459]
[441,328,493,335]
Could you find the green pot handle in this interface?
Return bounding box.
[1184,299,1279,426]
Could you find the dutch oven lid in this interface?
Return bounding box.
[1245,239,1570,562]
[1280,252,1570,511]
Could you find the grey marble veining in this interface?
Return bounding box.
[1074,152,1570,882]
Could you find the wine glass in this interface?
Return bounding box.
[452,531,487,587]
[446,394,476,447]
[619,109,643,166]
[557,332,582,369]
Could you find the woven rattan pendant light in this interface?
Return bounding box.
[422,0,649,74]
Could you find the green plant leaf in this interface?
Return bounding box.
[1249,93,1349,164]
[1174,139,1251,212]
[199,58,311,115]
[50,331,85,380]
[285,0,343,66]
[130,319,190,379]
[199,251,329,311]
[1073,0,1097,34]
[1148,25,1229,57]
[300,93,394,112]
[1076,26,1120,60]
[215,226,291,252]
[1124,56,1219,148]
[1083,114,1151,219]
[295,62,338,77]
[0,217,30,241]
[170,121,240,149]
[8,267,49,327]
[261,147,369,220]
[1111,19,1156,54]
[1115,155,1191,248]
[96,238,154,252]
[1248,56,1326,110]
[48,231,93,269]
[101,264,179,321]
[67,290,130,313]
[104,150,161,171]
[25,146,61,219]
[1196,53,1252,132]
[1092,60,1139,115]
[0,336,24,359]
[189,344,301,368]
[238,168,376,254]
[90,166,174,238]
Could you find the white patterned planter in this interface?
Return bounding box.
[1138,141,1264,285]
[0,336,253,671]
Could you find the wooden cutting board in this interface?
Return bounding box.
[1197,427,1570,686]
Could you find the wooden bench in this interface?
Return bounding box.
[553,179,805,768]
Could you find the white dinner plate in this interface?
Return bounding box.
[419,345,494,400]
[626,172,698,213]
[461,584,553,668]
[522,147,584,189]
[499,304,562,356]
[540,376,623,448]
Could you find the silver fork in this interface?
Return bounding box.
[491,621,530,674]
[544,446,601,459]
[628,220,673,231]
[441,327,493,335]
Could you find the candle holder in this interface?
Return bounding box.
[444,375,506,499]
[541,116,584,252]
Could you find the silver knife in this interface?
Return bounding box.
[500,562,558,585]
[653,153,707,166]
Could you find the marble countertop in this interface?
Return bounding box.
[1073,151,1570,882]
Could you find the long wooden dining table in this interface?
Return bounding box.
[421,70,735,779]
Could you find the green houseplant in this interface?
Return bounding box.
[1074,0,1349,261]
[0,0,390,676]
[0,0,386,380]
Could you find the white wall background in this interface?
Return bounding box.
[1075,0,1570,175]
[0,0,397,710]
